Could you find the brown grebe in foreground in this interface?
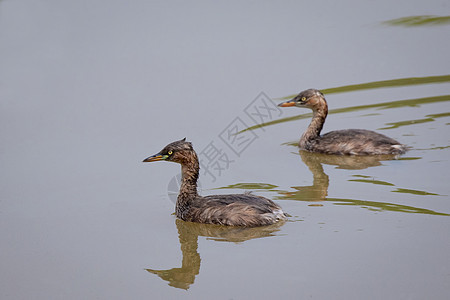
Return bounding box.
[143,139,286,226]
[278,89,407,155]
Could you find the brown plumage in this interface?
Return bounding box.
[143,139,286,226]
[278,89,408,155]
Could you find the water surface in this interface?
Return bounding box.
[1,1,449,299]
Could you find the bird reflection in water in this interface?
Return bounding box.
[146,218,285,290]
[275,150,448,215]
[276,150,399,204]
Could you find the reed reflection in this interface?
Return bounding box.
[382,15,450,27]
[240,75,450,134]
[146,218,284,290]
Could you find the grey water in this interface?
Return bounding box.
[1,1,449,299]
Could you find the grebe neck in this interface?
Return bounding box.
[176,155,199,216]
[300,107,328,147]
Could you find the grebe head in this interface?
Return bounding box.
[278,89,325,110]
[143,138,194,164]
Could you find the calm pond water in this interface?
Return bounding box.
[1,1,449,299]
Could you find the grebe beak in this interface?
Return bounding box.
[143,153,168,162]
[278,99,296,107]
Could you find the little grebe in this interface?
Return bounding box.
[143,139,286,226]
[278,89,407,155]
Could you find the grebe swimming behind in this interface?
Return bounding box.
[278,89,408,155]
[143,139,286,227]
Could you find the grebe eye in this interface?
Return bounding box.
[168,150,173,155]
[301,97,306,101]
